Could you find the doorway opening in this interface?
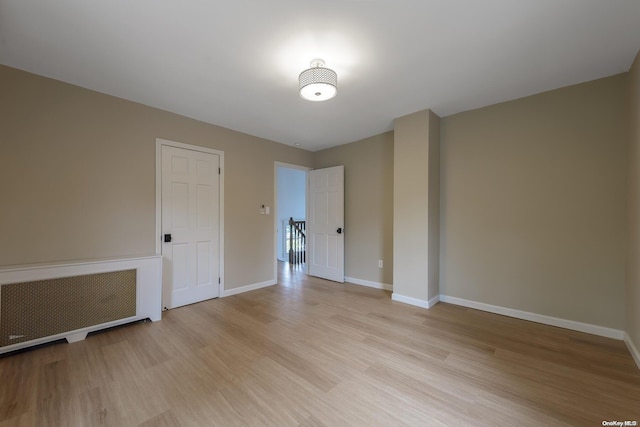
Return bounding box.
[275,163,309,275]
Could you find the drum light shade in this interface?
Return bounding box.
[299,59,337,101]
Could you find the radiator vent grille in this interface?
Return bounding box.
[0,269,136,347]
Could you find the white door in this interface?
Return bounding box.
[308,165,344,282]
[161,145,220,309]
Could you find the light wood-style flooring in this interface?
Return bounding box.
[1,263,639,426]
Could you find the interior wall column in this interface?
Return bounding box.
[392,109,440,307]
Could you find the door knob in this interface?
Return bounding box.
[164,234,172,243]
[337,228,342,234]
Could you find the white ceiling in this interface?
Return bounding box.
[1,1,639,151]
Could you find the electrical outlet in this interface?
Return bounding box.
[378,260,383,268]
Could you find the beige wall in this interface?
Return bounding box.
[628,51,640,348]
[314,132,394,285]
[440,74,628,329]
[393,110,440,302]
[0,65,313,290]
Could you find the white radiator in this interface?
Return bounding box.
[0,256,162,354]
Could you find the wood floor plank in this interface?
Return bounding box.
[1,261,638,426]
[137,410,182,427]
[0,353,37,423]
[0,412,35,427]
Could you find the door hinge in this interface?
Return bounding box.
[218,167,221,175]
[218,277,221,284]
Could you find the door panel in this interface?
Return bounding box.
[197,188,213,227]
[196,241,211,286]
[308,165,344,282]
[327,235,339,268]
[162,145,220,309]
[172,182,189,227]
[172,243,189,291]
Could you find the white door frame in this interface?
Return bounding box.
[274,162,311,280]
[156,138,225,298]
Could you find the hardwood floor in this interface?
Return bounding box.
[1,262,639,426]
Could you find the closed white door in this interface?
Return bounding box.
[161,145,220,309]
[308,165,344,282]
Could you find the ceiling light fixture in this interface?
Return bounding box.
[298,59,337,101]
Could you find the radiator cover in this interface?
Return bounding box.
[0,269,136,347]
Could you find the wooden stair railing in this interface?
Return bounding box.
[288,217,306,265]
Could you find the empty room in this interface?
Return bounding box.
[1,1,640,425]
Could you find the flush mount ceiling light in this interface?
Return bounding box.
[298,59,337,101]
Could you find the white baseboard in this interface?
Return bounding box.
[624,333,640,371]
[439,295,625,340]
[428,295,440,308]
[345,276,393,291]
[391,292,439,309]
[222,279,276,297]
